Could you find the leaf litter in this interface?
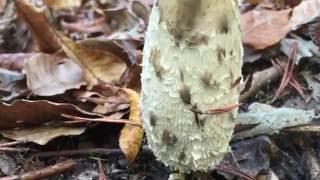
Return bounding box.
[0,0,319,179]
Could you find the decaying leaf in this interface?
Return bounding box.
[0,53,30,72]
[92,89,129,115]
[0,100,99,129]
[0,54,32,101]
[280,38,320,64]
[224,136,272,177]
[289,0,320,30]
[0,124,85,145]
[105,3,146,41]
[235,103,318,139]
[241,0,320,50]
[56,33,127,88]
[0,0,7,14]
[119,88,143,164]
[0,154,17,176]
[302,71,320,102]
[0,68,27,101]
[24,53,86,96]
[78,39,134,65]
[15,0,60,53]
[61,16,109,34]
[241,9,292,49]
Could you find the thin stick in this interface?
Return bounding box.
[62,114,142,127]
[0,141,26,147]
[34,148,123,158]
[0,147,29,152]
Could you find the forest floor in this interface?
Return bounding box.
[0,0,320,179]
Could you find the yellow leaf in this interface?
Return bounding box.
[119,88,143,164]
[56,33,127,88]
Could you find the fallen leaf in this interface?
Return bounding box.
[61,16,110,34]
[129,0,150,25]
[0,0,21,53]
[0,54,32,101]
[284,123,320,132]
[0,124,85,145]
[0,100,99,129]
[0,154,17,176]
[0,0,7,14]
[56,33,127,88]
[119,88,143,164]
[241,8,292,49]
[78,38,134,65]
[0,68,27,101]
[24,53,86,96]
[224,136,271,177]
[280,38,320,64]
[15,0,60,53]
[302,71,320,102]
[44,0,82,10]
[105,5,145,41]
[0,53,32,72]
[235,103,317,139]
[289,0,320,30]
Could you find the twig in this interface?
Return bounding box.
[62,114,142,127]
[34,146,153,158]
[240,65,282,102]
[98,160,107,180]
[190,104,242,115]
[0,160,76,180]
[0,147,29,152]
[34,148,123,158]
[271,58,305,99]
[0,141,26,147]
[207,104,242,114]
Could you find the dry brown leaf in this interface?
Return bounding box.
[289,0,320,30]
[0,125,85,145]
[78,39,134,65]
[241,8,292,49]
[24,53,85,96]
[0,100,99,129]
[0,53,33,72]
[44,0,82,10]
[119,88,143,164]
[105,5,145,41]
[15,0,60,53]
[61,16,109,34]
[0,0,7,14]
[56,33,127,88]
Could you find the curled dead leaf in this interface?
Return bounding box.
[119,88,143,164]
